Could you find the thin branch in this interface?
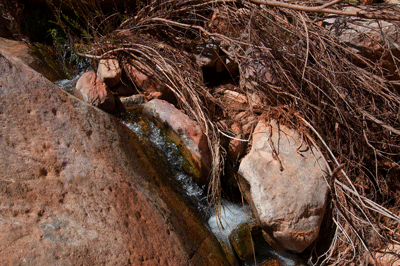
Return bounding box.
[360,109,400,136]
[249,0,400,21]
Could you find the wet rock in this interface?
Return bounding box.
[97,58,121,87]
[238,119,329,253]
[74,71,117,114]
[119,94,146,108]
[229,222,256,260]
[143,99,211,182]
[0,50,230,266]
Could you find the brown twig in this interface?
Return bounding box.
[249,0,400,20]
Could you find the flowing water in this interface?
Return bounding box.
[55,73,83,94]
[121,111,210,218]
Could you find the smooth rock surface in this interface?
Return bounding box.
[0,50,229,266]
[97,59,122,87]
[143,99,211,181]
[74,71,117,114]
[238,119,329,253]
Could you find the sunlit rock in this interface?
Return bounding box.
[238,119,329,253]
[324,7,400,80]
[143,99,211,182]
[0,50,230,265]
[74,71,116,113]
[97,58,121,87]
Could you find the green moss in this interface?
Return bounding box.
[229,222,254,260]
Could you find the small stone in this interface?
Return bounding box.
[119,94,146,108]
[97,59,121,87]
[147,91,163,100]
[74,71,116,114]
[229,222,255,260]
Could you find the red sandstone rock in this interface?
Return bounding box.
[0,51,229,266]
[74,71,117,113]
[124,64,175,102]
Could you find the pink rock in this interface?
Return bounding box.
[74,71,116,113]
[144,99,211,181]
[97,59,121,87]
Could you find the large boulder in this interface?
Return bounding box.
[238,119,329,253]
[143,99,212,182]
[0,50,229,265]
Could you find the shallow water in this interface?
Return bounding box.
[55,73,82,94]
[121,111,210,217]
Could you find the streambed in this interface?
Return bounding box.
[56,75,305,266]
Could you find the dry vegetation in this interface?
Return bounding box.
[52,0,400,264]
